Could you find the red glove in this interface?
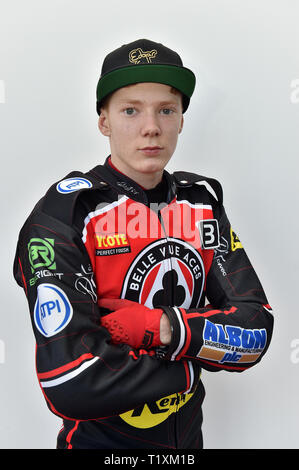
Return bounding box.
[99,298,163,349]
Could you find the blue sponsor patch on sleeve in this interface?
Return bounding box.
[34,283,73,337]
[197,319,267,364]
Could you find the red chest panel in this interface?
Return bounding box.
[83,196,215,309]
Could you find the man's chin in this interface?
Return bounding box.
[136,157,170,174]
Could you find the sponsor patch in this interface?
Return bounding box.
[120,392,193,429]
[197,319,267,364]
[121,238,205,309]
[29,269,64,287]
[94,233,131,256]
[56,177,92,194]
[230,227,243,251]
[74,264,97,303]
[34,283,73,337]
[28,238,56,274]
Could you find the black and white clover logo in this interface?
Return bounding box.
[122,238,205,309]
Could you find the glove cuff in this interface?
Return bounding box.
[142,308,164,348]
[160,306,191,361]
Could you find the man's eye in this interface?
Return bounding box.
[161,108,174,115]
[124,108,136,115]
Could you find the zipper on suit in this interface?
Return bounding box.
[155,205,179,448]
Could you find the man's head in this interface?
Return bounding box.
[96,39,196,188]
[98,81,184,187]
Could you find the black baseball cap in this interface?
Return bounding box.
[96,38,196,115]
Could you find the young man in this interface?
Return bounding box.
[13,39,274,449]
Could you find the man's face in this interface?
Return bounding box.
[98,82,184,187]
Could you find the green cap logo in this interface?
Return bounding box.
[28,238,56,273]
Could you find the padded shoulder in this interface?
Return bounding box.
[38,170,110,225]
[173,170,223,205]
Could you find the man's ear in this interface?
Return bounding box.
[98,111,111,137]
[179,115,184,134]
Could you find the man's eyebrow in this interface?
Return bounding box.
[118,99,179,106]
[118,99,143,104]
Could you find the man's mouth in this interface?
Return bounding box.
[139,146,163,155]
[140,146,162,150]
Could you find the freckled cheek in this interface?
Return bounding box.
[112,126,138,155]
[165,126,180,144]
[110,128,131,149]
[162,118,181,133]
[116,122,138,139]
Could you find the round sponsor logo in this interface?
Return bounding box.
[121,238,205,308]
[56,177,92,194]
[34,283,73,337]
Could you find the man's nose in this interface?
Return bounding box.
[140,112,162,137]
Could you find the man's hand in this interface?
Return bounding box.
[99,298,170,349]
[159,314,172,345]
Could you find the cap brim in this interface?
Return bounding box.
[96,64,195,114]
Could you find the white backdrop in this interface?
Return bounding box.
[0,0,298,449]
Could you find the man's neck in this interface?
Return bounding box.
[109,155,163,190]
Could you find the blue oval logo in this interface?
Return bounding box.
[34,284,73,337]
[56,177,92,194]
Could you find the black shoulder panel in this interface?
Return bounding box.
[173,170,223,205]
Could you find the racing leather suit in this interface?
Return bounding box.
[13,156,274,449]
